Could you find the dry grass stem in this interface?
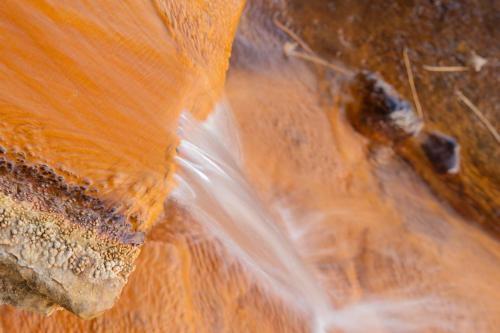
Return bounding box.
[403,47,425,119]
[423,65,469,72]
[283,42,351,76]
[456,90,500,144]
[273,18,314,54]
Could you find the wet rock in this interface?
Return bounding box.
[347,71,423,144]
[421,131,460,174]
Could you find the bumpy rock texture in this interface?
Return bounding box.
[0,154,141,318]
[0,0,243,319]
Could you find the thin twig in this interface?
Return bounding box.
[423,65,469,72]
[284,43,351,76]
[273,18,314,54]
[403,47,424,119]
[456,90,500,144]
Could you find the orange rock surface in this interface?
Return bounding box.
[1,1,499,332]
[0,0,243,228]
[2,46,498,331]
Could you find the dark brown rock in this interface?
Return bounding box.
[347,72,423,144]
[421,131,460,174]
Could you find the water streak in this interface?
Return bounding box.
[171,105,480,333]
[172,105,334,332]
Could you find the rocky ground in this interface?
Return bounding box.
[285,0,499,236]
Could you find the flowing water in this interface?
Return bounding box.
[171,101,499,333]
[173,108,333,333]
[167,2,500,330]
[0,1,499,333]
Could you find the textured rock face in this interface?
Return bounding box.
[0,0,244,230]
[0,157,141,318]
[0,0,243,318]
[0,193,140,318]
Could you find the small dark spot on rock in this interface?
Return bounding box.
[421,131,460,174]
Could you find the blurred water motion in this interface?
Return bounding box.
[0,1,499,332]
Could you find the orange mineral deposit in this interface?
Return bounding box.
[0,0,243,229]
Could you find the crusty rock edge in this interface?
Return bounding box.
[0,151,144,318]
[0,192,141,318]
